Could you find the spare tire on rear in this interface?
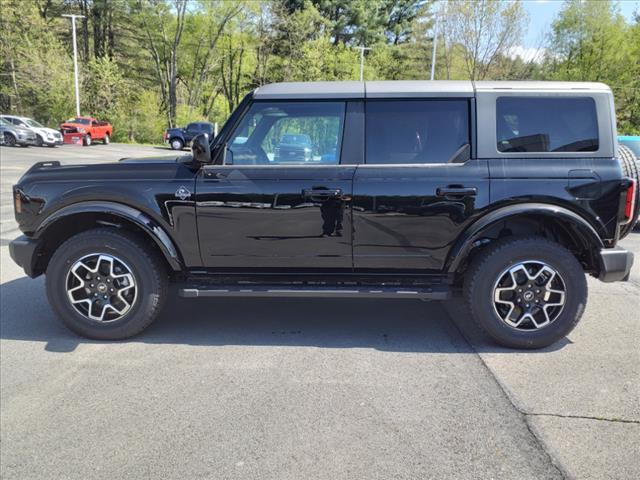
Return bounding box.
[618,144,639,239]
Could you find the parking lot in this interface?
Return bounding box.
[1,144,638,479]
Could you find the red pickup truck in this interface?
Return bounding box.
[60,116,113,146]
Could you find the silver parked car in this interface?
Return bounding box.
[0,117,36,147]
[1,115,63,147]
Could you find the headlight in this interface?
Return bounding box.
[77,128,85,133]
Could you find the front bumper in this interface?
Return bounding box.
[9,235,41,278]
[598,246,634,282]
[43,136,64,145]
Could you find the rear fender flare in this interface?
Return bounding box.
[446,203,604,273]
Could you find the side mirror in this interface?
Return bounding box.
[191,133,211,164]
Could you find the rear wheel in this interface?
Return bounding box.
[46,228,168,340]
[36,135,43,147]
[464,236,587,349]
[103,134,110,145]
[170,138,184,150]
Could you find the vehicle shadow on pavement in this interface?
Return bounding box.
[0,278,569,354]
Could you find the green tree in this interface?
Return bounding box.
[543,0,639,133]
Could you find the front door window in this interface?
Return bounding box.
[227,102,345,165]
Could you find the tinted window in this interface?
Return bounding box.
[227,102,345,165]
[365,100,469,164]
[497,97,599,153]
[69,118,91,125]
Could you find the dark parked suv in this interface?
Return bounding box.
[9,81,637,348]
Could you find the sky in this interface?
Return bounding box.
[522,0,640,48]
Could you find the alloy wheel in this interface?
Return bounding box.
[66,253,137,322]
[492,260,566,330]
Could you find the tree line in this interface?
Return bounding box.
[0,0,638,144]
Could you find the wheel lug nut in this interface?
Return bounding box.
[103,295,108,299]
[90,283,95,288]
[110,288,114,293]
[94,293,98,297]
[526,303,530,308]
[96,276,101,280]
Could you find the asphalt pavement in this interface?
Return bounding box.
[1,144,638,479]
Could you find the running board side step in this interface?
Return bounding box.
[179,285,450,300]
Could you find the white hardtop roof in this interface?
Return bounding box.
[253,80,611,100]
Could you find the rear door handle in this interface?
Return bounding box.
[436,186,477,198]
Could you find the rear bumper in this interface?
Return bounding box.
[8,235,41,278]
[598,247,634,282]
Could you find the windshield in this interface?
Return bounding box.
[25,119,45,128]
[68,117,91,125]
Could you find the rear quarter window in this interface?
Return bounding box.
[496,97,599,153]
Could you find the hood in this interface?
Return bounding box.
[33,126,61,136]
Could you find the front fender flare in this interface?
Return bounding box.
[446,203,604,273]
[35,201,182,271]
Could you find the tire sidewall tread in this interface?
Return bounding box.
[46,228,168,340]
[464,236,587,349]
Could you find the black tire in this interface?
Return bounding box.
[169,138,184,150]
[103,134,110,145]
[464,236,587,349]
[4,133,16,147]
[83,134,92,146]
[46,228,168,340]
[618,144,639,238]
[36,135,43,147]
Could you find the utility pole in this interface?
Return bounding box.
[62,14,85,117]
[357,46,371,82]
[430,12,439,81]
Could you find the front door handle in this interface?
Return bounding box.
[302,188,343,200]
[436,186,477,198]
[204,171,227,180]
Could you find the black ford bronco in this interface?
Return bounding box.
[10,81,638,348]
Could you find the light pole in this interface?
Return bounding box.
[357,46,371,82]
[430,12,439,81]
[62,14,85,117]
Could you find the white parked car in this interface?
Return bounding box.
[0,115,63,147]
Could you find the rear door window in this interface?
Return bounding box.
[364,100,470,164]
[496,97,599,153]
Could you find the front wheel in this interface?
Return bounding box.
[4,134,16,147]
[36,135,43,147]
[83,134,92,146]
[46,228,168,340]
[170,138,184,150]
[464,237,587,349]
